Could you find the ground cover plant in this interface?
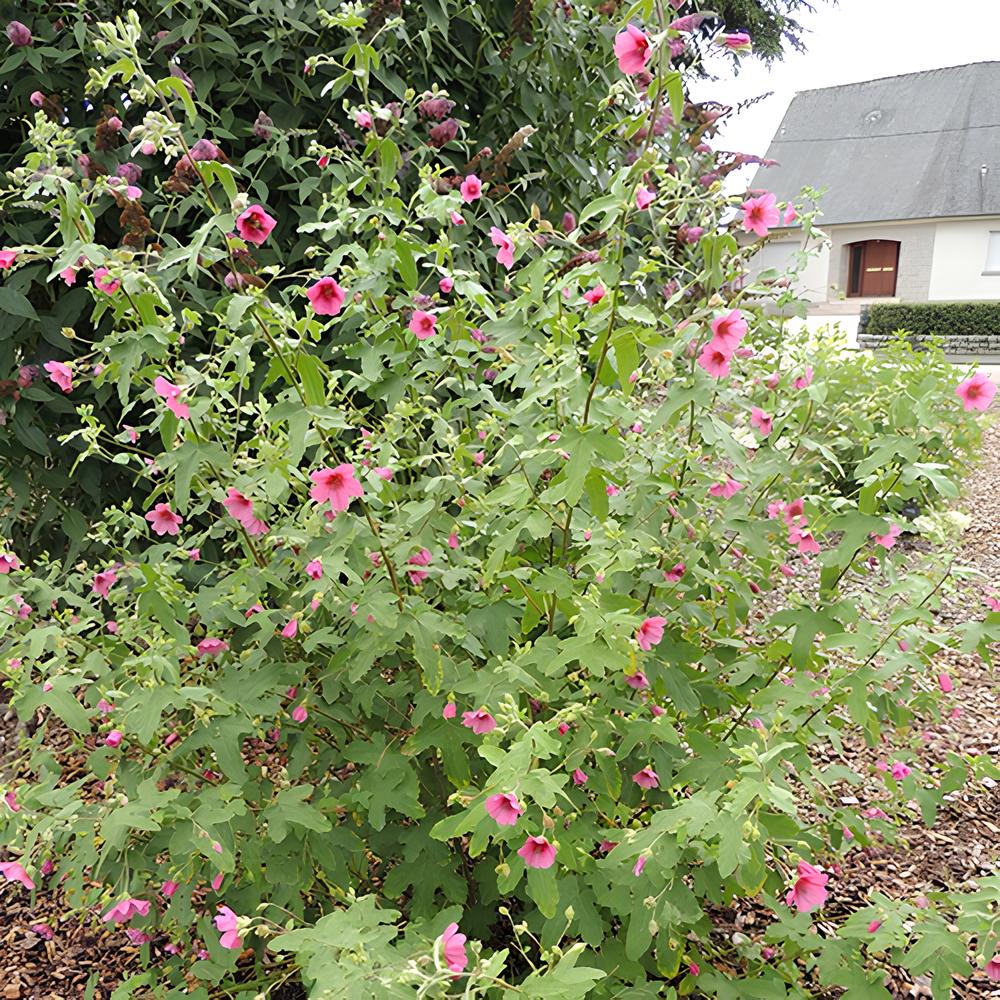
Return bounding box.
[1,1,999,996]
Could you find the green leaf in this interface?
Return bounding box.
[526,865,560,919]
[156,74,198,122]
[298,353,328,405]
[0,286,38,321]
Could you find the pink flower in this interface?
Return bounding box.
[572,768,588,785]
[450,211,466,225]
[214,905,243,950]
[697,341,731,379]
[985,956,1000,982]
[43,360,73,393]
[710,309,748,351]
[937,673,953,693]
[92,268,121,294]
[439,277,454,294]
[518,834,557,869]
[153,376,190,420]
[29,923,53,940]
[145,502,183,536]
[633,856,647,877]
[0,249,18,269]
[407,547,433,585]
[92,569,117,597]
[4,790,20,812]
[583,284,606,306]
[785,861,828,913]
[867,919,882,933]
[354,109,373,129]
[102,898,150,924]
[460,174,482,203]
[489,227,515,270]
[461,709,496,735]
[281,618,299,639]
[688,962,701,976]
[485,792,524,826]
[447,531,459,549]
[625,671,648,690]
[291,703,308,722]
[784,204,798,225]
[635,616,666,651]
[635,187,655,210]
[890,761,911,780]
[306,276,346,317]
[709,477,743,499]
[374,466,394,481]
[104,729,123,748]
[664,562,685,583]
[613,24,652,75]
[306,559,323,580]
[5,20,32,46]
[750,407,773,437]
[0,861,35,891]
[721,31,752,51]
[161,880,179,898]
[440,922,468,974]
[793,366,814,390]
[235,205,277,246]
[741,192,780,238]
[632,767,659,789]
[873,523,902,549]
[956,372,997,412]
[196,638,229,657]
[309,464,364,512]
[409,310,437,340]
[442,701,457,719]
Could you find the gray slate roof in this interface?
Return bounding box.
[752,62,1000,226]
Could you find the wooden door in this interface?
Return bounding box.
[858,240,899,297]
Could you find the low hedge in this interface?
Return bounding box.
[858,301,1000,343]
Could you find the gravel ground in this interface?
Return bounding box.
[2,423,998,998]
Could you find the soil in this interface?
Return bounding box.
[2,423,998,999]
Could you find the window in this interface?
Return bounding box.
[985,232,1000,273]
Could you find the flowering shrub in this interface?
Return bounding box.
[2,3,999,996]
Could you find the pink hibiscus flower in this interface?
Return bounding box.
[613,24,651,75]
[459,174,482,203]
[306,277,346,316]
[409,310,437,340]
[872,523,902,549]
[583,284,605,306]
[235,205,277,245]
[0,861,35,891]
[43,360,73,393]
[305,558,323,580]
[664,562,685,583]
[709,477,743,499]
[407,547,433,584]
[572,768,588,785]
[517,834,557,869]
[985,956,1000,982]
[102,898,151,924]
[741,192,780,238]
[720,31,752,51]
[196,638,229,657]
[461,709,496,735]
[632,766,659,789]
[793,366,814,390]
[153,376,190,420]
[145,503,183,536]
[440,922,468,973]
[710,309,748,350]
[785,861,828,913]
[442,701,457,719]
[489,227,515,270]
[956,372,997,412]
[635,187,655,210]
[750,406,773,436]
[485,792,524,826]
[0,250,18,269]
[93,268,121,294]
[697,341,731,379]
[92,569,117,597]
[309,464,363,512]
[635,616,666,651]
[214,905,243,949]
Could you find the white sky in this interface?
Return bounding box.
[691,0,1000,165]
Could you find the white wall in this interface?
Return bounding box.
[928,218,1000,300]
[745,234,831,303]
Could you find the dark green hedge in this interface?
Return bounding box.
[859,301,1000,339]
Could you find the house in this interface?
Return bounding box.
[747,62,1000,331]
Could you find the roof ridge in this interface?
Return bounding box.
[791,60,1000,97]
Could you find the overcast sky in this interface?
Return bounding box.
[691,0,999,164]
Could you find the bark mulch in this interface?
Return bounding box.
[2,425,999,998]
